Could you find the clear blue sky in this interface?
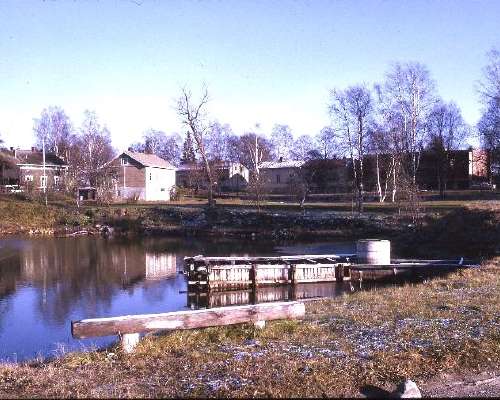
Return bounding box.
[0,0,499,150]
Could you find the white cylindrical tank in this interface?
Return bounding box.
[356,239,391,265]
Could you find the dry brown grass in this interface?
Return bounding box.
[0,258,498,398]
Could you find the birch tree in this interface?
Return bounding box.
[381,62,436,185]
[329,84,373,213]
[70,110,115,196]
[33,106,73,161]
[239,130,272,210]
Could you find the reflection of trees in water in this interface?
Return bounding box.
[0,236,279,327]
[0,254,21,299]
[18,238,177,324]
[0,254,21,334]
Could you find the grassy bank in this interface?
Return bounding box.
[0,258,498,398]
[1,196,499,258]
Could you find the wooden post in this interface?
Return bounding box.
[289,264,296,285]
[254,320,266,329]
[120,332,140,353]
[251,264,258,288]
[336,264,344,282]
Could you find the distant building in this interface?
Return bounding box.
[108,151,176,201]
[176,161,249,192]
[302,158,351,193]
[417,148,491,190]
[259,159,305,193]
[0,147,68,191]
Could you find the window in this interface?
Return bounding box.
[121,157,129,166]
[40,175,47,188]
[25,175,33,182]
[54,176,60,186]
[149,172,152,181]
[276,174,281,184]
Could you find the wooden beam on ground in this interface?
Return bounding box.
[71,301,305,340]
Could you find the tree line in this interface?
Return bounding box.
[0,50,497,208]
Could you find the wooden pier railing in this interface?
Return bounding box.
[72,301,305,353]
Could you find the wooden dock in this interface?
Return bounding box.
[184,254,478,292]
[184,254,355,290]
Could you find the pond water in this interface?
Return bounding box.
[0,236,356,362]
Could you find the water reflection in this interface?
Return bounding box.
[187,282,354,309]
[0,236,354,361]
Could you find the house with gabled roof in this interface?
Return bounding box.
[107,150,176,201]
[0,147,68,191]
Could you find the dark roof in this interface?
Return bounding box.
[122,151,175,169]
[14,150,67,166]
[0,151,19,167]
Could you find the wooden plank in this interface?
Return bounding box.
[72,301,306,339]
[350,263,475,270]
[210,265,252,270]
[185,254,355,263]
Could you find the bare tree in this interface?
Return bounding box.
[329,84,373,213]
[270,124,293,161]
[69,110,115,196]
[479,48,500,103]
[291,134,317,161]
[176,86,216,206]
[237,131,273,170]
[381,62,436,185]
[132,129,181,166]
[240,129,272,210]
[478,99,500,173]
[33,106,73,161]
[206,121,234,162]
[478,48,500,176]
[426,101,469,197]
[315,126,338,159]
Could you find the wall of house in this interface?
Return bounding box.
[144,166,175,201]
[260,167,300,193]
[110,156,146,200]
[19,166,66,190]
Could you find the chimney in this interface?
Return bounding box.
[279,156,283,163]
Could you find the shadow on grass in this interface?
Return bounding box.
[395,207,500,259]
